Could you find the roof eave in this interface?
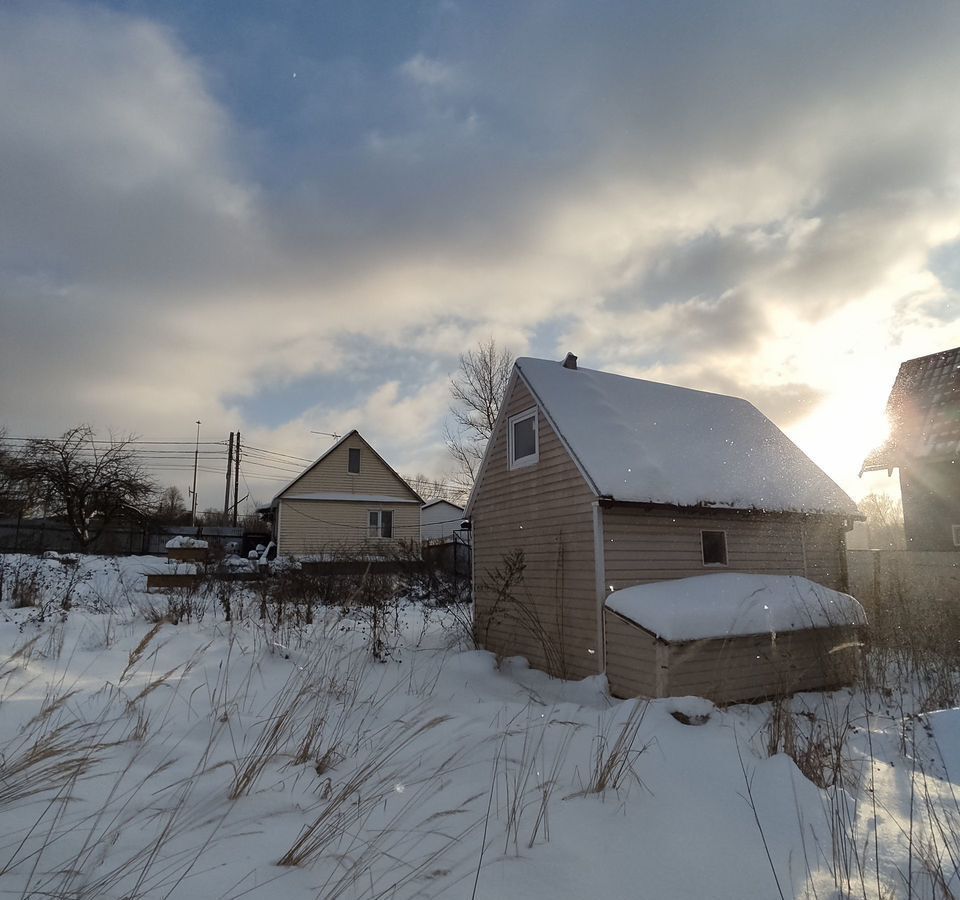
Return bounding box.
[597,496,863,521]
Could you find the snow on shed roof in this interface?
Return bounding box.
[605,573,866,642]
[516,357,859,515]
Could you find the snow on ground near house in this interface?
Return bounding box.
[0,554,956,899]
[606,573,867,641]
[514,357,859,514]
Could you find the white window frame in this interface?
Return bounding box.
[952,524,960,548]
[700,529,728,567]
[368,509,394,539]
[508,407,539,470]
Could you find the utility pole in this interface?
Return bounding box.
[190,419,202,526]
[232,430,241,527]
[224,432,234,516]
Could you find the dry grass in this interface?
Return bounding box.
[277,714,450,867]
[572,699,651,797]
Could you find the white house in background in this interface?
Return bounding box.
[265,430,423,557]
[420,499,465,542]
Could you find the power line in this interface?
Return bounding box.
[241,444,313,463]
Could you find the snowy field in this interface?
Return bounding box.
[0,553,958,899]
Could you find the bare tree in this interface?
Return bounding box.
[17,425,156,548]
[155,485,191,524]
[0,429,39,518]
[859,491,906,550]
[443,338,514,490]
[402,472,464,505]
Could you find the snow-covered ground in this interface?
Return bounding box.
[0,553,957,899]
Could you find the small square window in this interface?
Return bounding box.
[348,448,361,474]
[508,408,539,469]
[701,530,728,566]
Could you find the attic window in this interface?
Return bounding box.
[348,448,361,474]
[508,408,539,470]
[701,530,728,566]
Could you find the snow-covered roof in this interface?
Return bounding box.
[420,499,464,511]
[516,357,859,516]
[284,492,420,504]
[605,574,866,642]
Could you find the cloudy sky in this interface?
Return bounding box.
[2,0,959,509]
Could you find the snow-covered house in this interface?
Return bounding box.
[465,355,862,686]
[420,499,466,543]
[266,430,423,557]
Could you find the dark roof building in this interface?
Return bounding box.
[862,346,960,550]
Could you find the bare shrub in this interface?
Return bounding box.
[476,549,569,678]
[765,696,854,791]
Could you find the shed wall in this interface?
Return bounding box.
[602,507,847,592]
[604,609,660,698]
[663,627,859,704]
[471,378,600,680]
[604,608,860,704]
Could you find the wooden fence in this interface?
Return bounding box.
[847,549,960,603]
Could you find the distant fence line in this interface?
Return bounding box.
[0,518,269,557]
[847,549,960,604]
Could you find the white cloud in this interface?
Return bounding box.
[3,1,960,506]
[399,53,458,90]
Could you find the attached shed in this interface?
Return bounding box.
[466,355,862,685]
[604,574,865,704]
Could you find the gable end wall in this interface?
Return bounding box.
[277,435,419,555]
[471,379,600,680]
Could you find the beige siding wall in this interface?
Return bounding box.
[471,378,600,680]
[604,609,660,698]
[602,507,848,592]
[604,608,859,704]
[801,520,848,591]
[663,627,860,704]
[277,499,419,556]
[283,436,419,498]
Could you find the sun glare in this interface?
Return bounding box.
[788,391,891,499]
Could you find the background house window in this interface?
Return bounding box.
[701,530,728,566]
[348,448,361,473]
[508,408,539,469]
[368,510,393,538]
